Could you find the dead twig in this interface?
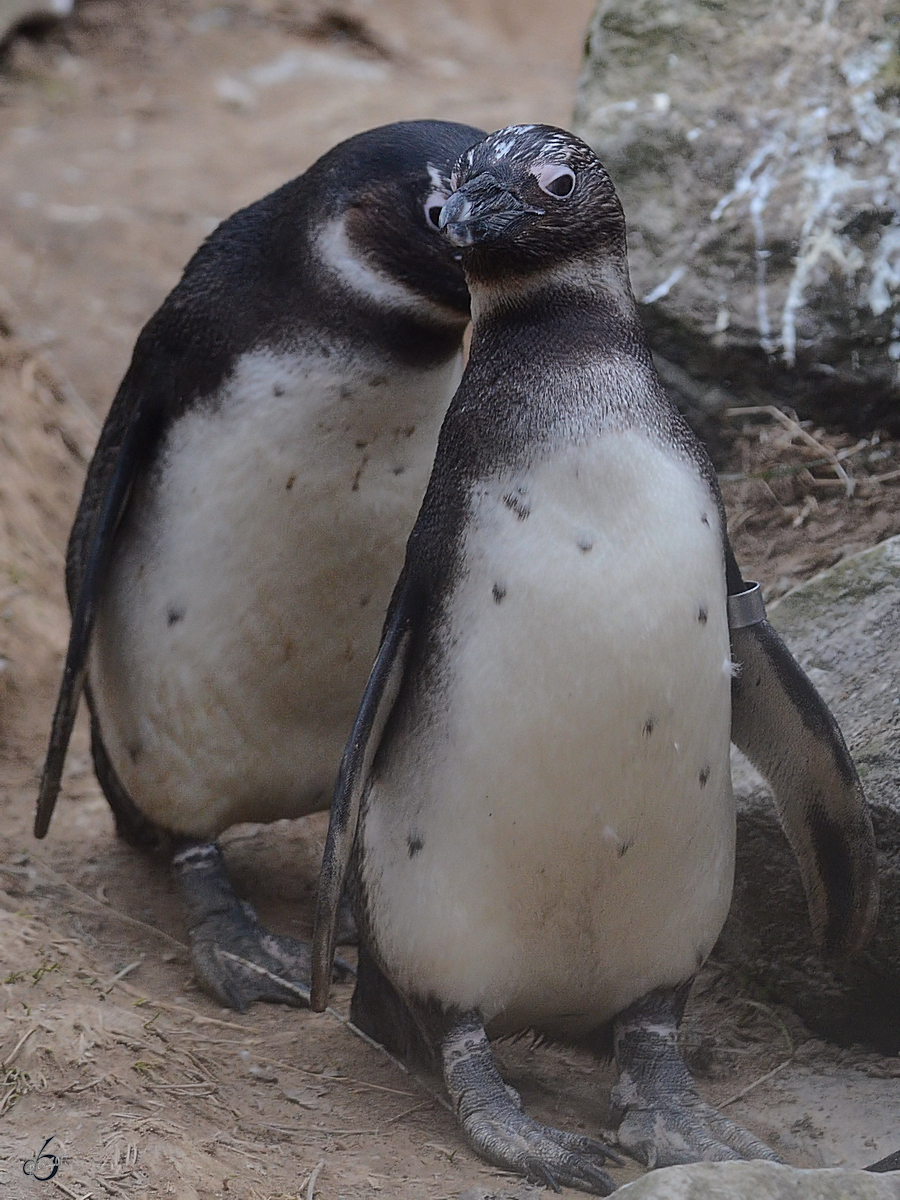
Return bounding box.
[387,1099,434,1124]
[1,1025,36,1068]
[305,1160,325,1200]
[101,960,143,995]
[726,405,856,497]
[326,1007,453,1115]
[56,1075,107,1095]
[720,1058,792,1108]
[26,856,188,952]
[52,1181,94,1200]
[114,981,249,1031]
[216,949,453,1112]
[241,1049,414,1096]
[737,998,794,1056]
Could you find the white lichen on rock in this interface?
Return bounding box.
[574,0,900,425]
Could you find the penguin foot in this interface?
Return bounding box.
[173,842,352,1011]
[610,988,781,1168]
[442,1014,619,1195]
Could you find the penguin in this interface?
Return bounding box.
[35,119,486,1012]
[311,125,879,1193]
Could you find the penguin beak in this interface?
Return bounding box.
[439,172,540,247]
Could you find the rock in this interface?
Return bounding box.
[615,1161,900,1198]
[720,535,900,1051]
[0,0,72,42]
[573,1,900,435]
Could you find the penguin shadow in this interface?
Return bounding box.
[217,812,331,943]
[489,1037,632,1176]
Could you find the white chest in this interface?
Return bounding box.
[89,346,461,835]
[362,429,736,1033]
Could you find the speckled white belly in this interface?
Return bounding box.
[89,346,461,836]
[361,428,735,1034]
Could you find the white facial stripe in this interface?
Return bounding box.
[424,190,448,230]
[426,163,445,192]
[316,215,458,321]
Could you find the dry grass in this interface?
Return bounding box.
[720,408,900,600]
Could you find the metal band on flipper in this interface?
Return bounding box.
[727,581,766,629]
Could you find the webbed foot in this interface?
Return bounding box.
[443,1014,620,1195]
[173,842,352,1011]
[610,988,781,1168]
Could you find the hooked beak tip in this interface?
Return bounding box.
[438,192,474,245]
[438,174,533,248]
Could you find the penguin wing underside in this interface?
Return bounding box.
[310,586,417,1011]
[35,372,164,839]
[730,617,878,958]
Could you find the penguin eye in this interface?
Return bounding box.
[531,163,576,198]
[424,190,448,229]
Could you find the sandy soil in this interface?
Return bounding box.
[1,3,899,1197]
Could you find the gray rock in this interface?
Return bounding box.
[573,1,900,434]
[0,0,72,42]
[615,1161,900,1198]
[721,535,900,1051]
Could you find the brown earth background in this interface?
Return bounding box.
[2,3,900,1198]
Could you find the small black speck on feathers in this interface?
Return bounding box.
[503,491,531,521]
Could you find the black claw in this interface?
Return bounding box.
[525,1159,561,1192]
[562,1133,625,1166]
[579,1166,617,1196]
[596,1147,624,1168]
[590,1168,617,1195]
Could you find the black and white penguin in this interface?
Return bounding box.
[312,125,879,1192]
[35,119,485,1011]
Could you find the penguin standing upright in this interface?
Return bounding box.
[36,119,485,1011]
[312,125,878,1193]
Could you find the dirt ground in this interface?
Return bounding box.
[1,3,900,1198]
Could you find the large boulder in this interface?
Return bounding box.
[573,1,900,434]
[722,535,900,1052]
[615,1161,900,1199]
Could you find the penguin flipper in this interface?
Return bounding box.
[35,401,151,839]
[730,611,878,959]
[310,586,416,1011]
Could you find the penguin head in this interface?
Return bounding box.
[309,120,485,324]
[439,125,626,285]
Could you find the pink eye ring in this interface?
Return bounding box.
[531,163,576,198]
